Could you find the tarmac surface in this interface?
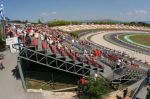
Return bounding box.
[103,32,150,55]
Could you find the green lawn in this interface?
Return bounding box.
[118,34,150,48]
[118,34,130,42]
[129,34,150,46]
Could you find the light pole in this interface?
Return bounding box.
[1,17,6,41]
[0,2,6,41]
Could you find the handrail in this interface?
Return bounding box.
[131,76,147,99]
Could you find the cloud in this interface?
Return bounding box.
[41,12,48,16]
[127,10,148,16]
[41,11,57,17]
[51,11,57,15]
[135,10,147,15]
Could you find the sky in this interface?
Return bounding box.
[2,0,150,22]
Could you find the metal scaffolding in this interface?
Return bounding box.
[15,43,103,77]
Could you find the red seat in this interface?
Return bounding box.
[107,54,118,62]
[76,54,82,61]
[66,50,76,61]
[41,40,48,50]
[132,64,139,68]
[85,57,92,65]
[49,45,57,53]
[93,61,104,69]
[32,38,38,46]
[21,37,26,43]
[61,50,68,57]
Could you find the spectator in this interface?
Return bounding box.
[80,77,86,86]
[94,72,98,81]
[40,33,45,41]
[123,88,128,99]
[7,30,14,38]
[25,34,31,46]
[72,39,75,46]
[146,69,150,85]
[41,38,48,53]
[35,31,39,39]
[84,49,88,55]
[32,36,38,50]
[116,95,122,99]
[116,58,122,69]
[146,86,150,99]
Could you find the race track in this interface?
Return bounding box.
[84,31,150,63]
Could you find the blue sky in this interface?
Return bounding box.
[3,0,150,22]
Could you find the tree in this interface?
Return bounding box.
[38,19,42,24]
[0,33,2,42]
[47,20,81,27]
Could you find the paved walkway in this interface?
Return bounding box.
[0,50,44,99]
[136,86,147,99]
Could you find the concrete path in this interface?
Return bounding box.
[136,86,147,99]
[0,50,44,99]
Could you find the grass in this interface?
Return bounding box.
[26,78,77,90]
[23,68,79,90]
[87,34,95,40]
[118,34,150,49]
[129,34,150,46]
[118,34,130,42]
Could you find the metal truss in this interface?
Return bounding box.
[16,44,96,77]
[111,72,142,84]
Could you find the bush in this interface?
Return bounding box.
[78,77,112,99]
[70,32,79,38]
[47,20,81,27]
[0,33,2,42]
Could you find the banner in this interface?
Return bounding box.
[6,37,19,53]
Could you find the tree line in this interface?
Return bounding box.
[4,19,150,28]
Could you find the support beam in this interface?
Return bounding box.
[17,59,27,91]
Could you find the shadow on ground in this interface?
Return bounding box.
[11,66,20,80]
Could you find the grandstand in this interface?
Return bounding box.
[5,23,147,92]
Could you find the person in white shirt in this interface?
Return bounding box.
[94,72,98,81]
[29,29,34,36]
[47,37,53,45]
[35,32,39,39]
[40,34,45,41]
[72,39,74,43]
[84,49,88,55]
[116,59,122,69]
